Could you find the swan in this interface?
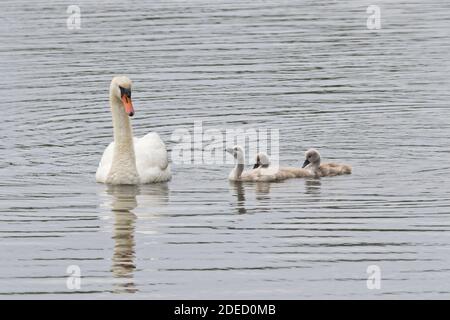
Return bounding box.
[253,152,270,169]
[226,146,262,181]
[96,76,171,185]
[227,147,311,182]
[252,152,313,178]
[302,148,352,177]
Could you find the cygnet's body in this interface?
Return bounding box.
[253,152,314,179]
[226,148,313,182]
[302,149,352,177]
[226,146,266,181]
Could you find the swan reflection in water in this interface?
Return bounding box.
[231,182,246,214]
[103,183,169,294]
[305,178,322,195]
[229,181,272,215]
[230,179,322,214]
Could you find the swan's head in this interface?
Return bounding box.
[302,148,321,168]
[226,145,245,164]
[110,76,134,117]
[253,152,270,169]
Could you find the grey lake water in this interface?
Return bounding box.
[1,0,450,299]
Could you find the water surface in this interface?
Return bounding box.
[1,0,450,298]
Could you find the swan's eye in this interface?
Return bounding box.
[119,86,131,98]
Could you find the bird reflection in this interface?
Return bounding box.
[231,181,246,214]
[112,208,137,293]
[255,182,271,199]
[230,181,274,214]
[305,178,322,195]
[230,177,324,215]
[103,183,170,294]
[106,184,139,294]
[107,184,139,212]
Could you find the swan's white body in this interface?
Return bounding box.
[96,133,171,184]
[96,76,171,185]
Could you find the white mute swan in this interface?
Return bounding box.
[302,148,352,177]
[96,76,171,185]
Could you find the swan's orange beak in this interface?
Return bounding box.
[121,95,134,117]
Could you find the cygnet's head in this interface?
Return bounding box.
[302,148,321,168]
[253,152,270,169]
[226,145,245,163]
[110,76,134,117]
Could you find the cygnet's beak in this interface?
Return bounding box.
[225,148,234,155]
[302,159,310,168]
[253,156,261,169]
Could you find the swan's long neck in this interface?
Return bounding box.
[107,94,139,184]
[234,163,244,179]
[111,96,134,147]
[233,154,245,179]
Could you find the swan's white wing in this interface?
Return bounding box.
[134,132,172,183]
[96,133,172,184]
[96,141,114,183]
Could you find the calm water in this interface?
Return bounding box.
[1,0,450,299]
